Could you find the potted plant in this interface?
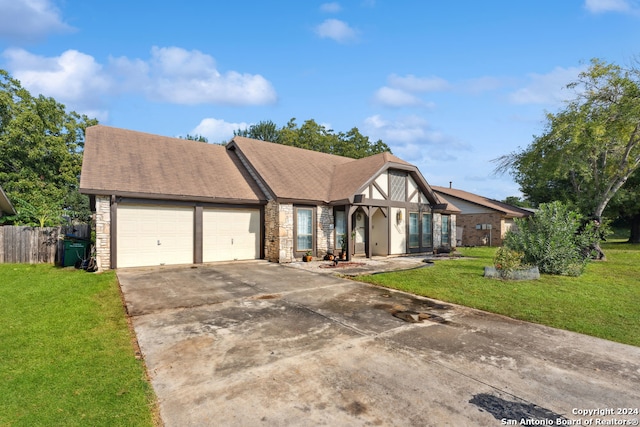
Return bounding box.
[338,236,347,260]
[303,251,313,262]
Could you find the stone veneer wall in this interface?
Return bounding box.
[432,213,457,250]
[264,200,279,262]
[433,213,442,249]
[456,212,503,247]
[316,205,334,258]
[94,195,111,271]
[278,203,294,262]
[450,215,457,248]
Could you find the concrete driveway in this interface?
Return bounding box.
[117,262,640,426]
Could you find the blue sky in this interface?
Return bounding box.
[1,0,639,200]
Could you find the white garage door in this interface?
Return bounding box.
[117,204,194,268]
[203,208,260,262]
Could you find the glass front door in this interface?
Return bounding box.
[408,211,433,253]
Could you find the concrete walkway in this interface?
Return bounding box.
[284,253,447,276]
[117,261,640,426]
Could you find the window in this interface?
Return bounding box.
[335,210,346,250]
[422,213,432,247]
[389,170,406,201]
[441,215,450,246]
[409,212,419,248]
[296,208,313,251]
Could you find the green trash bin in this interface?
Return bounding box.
[63,237,89,267]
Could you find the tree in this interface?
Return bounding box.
[502,196,535,209]
[234,120,280,142]
[0,69,97,226]
[604,168,640,243]
[235,118,392,159]
[495,58,640,242]
[180,134,208,142]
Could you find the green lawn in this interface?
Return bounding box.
[357,241,640,347]
[0,264,157,427]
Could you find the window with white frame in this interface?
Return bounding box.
[335,210,346,251]
[441,214,450,246]
[296,208,313,251]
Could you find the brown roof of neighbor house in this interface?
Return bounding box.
[0,185,17,215]
[229,137,445,205]
[80,125,265,204]
[431,186,531,218]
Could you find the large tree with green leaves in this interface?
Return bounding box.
[605,169,640,242]
[495,59,640,236]
[0,69,97,226]
[235,118,391,159]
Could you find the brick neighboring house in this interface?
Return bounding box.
[0,185,16,218]
[431,186,532,247]
[80,125,459,270]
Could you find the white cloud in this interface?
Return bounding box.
[112,46,278,105]
[2,45,278,120]
[508,66,584,105]
[584,0,638,13]
[320,2,342,13]
[461,76,506,94]
[372,87,430,108]
[3,48,111,119]
[387,74,451,92]
[372,74,448,108]
[0,0,73,42]
[363,114,468,163]
[192,118,249,143]
[315,19,359,43]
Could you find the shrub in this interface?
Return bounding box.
[493,247,525,272]
[503,201,600,276]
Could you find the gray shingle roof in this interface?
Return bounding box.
[80,126,265,203]
[229,136,436,204]
[80,126,448,208]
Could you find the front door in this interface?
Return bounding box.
[408,211,433,253]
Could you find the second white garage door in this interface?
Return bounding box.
[203,208,260,262]
[117,204,194,268]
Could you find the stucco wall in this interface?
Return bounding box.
[371,208,388,256]
[390,207,406,255]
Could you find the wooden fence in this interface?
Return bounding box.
[0,225,90,265]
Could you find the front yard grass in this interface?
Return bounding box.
[357,241,640,347]
[0,264,157,427]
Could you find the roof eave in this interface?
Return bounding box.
[80,188,266,205]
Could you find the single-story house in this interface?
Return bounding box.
[0,185,16,218]
[80,125,459,270]
[431,185,531,247]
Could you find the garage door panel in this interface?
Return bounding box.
[203,208,260,262]
[117,204,194,268]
